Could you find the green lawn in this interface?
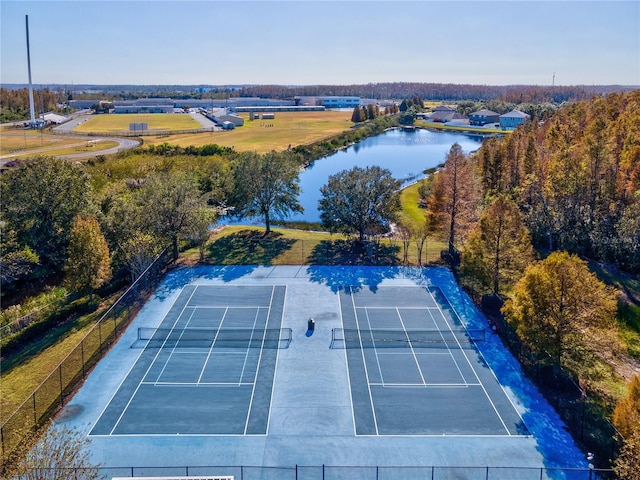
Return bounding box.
[142,110,354,153]
[399,182,426,226]
[74,113,202,133]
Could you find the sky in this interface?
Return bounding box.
[1,0,639,87]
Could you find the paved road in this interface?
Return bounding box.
[1,114,142,166]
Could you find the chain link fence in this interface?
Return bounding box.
[51,464,615,480]
[0,248,173,468]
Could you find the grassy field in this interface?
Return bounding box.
[399,182,426,226]
[142,110,353,153]
[73,113,202,133]
[0,131,87,155]
[416,119,508,135]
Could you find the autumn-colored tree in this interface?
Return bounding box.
[502,251,618,375]
[614,431,640,480]
[614,375,640,439]
[64,216,112,301]
[613,375,640,480]
[414,211,435,266]
[461,196,534,295]
[428,143,479,259]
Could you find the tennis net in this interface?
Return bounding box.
[331,328,485,349]
[137,327,292,349]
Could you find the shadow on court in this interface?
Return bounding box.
[307,265,402,293]
[308,239,400,267]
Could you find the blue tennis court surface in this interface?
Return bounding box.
[338,286,527,436]
[58,266,587,476]
[91,285,286,435]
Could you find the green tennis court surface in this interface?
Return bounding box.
[338,286,528,436]
[90,285,286,435]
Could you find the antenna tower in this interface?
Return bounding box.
[25,15,36,127]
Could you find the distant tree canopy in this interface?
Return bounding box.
[473,90,640,273]
[319,165,401,241]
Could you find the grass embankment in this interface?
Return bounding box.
[73,113,201,133]
[142,111,353,153]
[399,182,426,226]
[0,297,112,422]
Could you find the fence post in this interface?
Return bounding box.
[59,365,64,407]
[295,464,298,480]
[33,393,37,426]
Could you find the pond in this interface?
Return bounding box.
[291,128,483,223]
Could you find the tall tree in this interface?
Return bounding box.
[461,196,534,295]
[428,143,479,259]
[0,158,92,270]
[121,232,163,282]
[319,165,401,241]
[502,251,618,374]
[614,374,640,440]
[138,171,204,260]
[231,151,303,235]
[64,215,112,301]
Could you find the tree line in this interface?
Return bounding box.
[0,87,64,123]
[238,82,630,102]
[419,90,639,475]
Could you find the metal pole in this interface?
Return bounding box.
[25,15,36,126]
[59,365,64,407]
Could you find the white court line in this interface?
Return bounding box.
[89,285,189,436]
[141,381,255,387]
[154,307,202,385]
[265,285,286,435]
[431,290,512,435]
[425,308,468,386]
[369,382,481,387]
[396,307,427,386]
[244,285,276,435]
[196,307,228,384]
[339,290,358,436]
[364,307,386,387]
[109,285,199,435]
[238,308,262,385]
[352,292,379,435]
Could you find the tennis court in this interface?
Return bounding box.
[90,285,288,435]
[336,286,528,436]
[58,266,588,477]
